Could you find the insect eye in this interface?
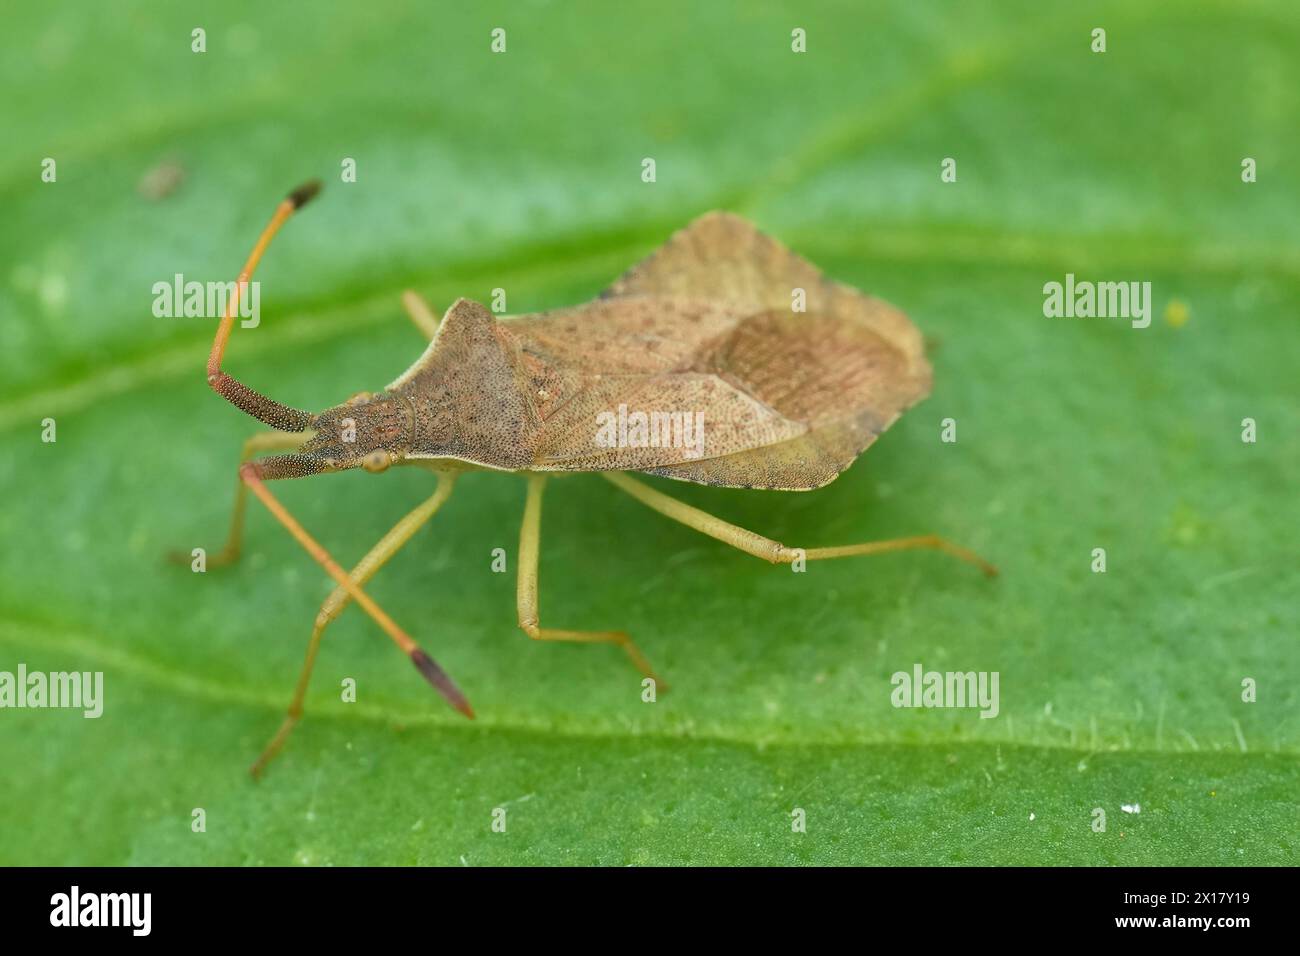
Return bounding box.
[362,451,391,473]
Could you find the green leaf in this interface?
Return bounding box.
[1,0,1296,865]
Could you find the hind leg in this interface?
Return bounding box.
[603,472,997,575]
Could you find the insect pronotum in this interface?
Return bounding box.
[184,181,997,776]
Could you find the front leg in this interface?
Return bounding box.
[169,429,309,568]
[250,472,459,777]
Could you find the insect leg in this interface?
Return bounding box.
[603,472,998,576]
[169,430,310,568]
[516,475,666,686]
[239,463,472,733]
[250,472,457,777]
[401,290,440,340]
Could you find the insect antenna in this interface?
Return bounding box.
[206,181,323,431]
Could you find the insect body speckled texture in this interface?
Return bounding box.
[186,181,995,775]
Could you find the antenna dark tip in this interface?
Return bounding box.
[410,648,475,719]
[287,179,323,210]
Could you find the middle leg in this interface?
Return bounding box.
[401,290,440,339]
[515,475,665,686]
